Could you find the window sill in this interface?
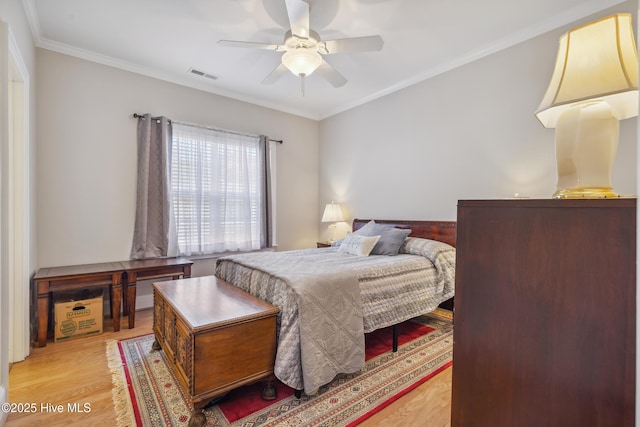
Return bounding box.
[185,246,276,261]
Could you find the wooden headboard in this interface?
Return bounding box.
[352,219,457,247]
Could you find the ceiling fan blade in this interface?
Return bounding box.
[316,60,347,87]
[320,35,384,54]
[218,40,284,51]
[262,63,290,84]
[284,0,310,38]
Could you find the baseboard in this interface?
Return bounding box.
[0,385,8,425]
[136,293,154,311]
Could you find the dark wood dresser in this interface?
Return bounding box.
[451,198,635,427]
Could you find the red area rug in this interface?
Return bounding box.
[108,310,452,426]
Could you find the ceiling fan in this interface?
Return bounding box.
[218,0,384,95]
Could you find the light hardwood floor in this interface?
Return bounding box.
[7,309,452,426]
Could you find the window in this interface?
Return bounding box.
[170,123,271,256]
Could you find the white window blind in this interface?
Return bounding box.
[169,123,265,255]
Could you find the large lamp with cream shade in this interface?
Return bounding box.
[535,13,638,199]
[321,202,344,243]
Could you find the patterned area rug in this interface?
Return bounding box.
[108,310,452,426]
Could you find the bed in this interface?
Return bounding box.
[214,218,456,395]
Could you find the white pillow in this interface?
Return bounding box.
[338,234,381,256]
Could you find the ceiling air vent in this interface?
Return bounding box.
[188,68,218,80]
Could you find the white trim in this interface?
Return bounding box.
[7,28,31,362]
[36,37,317,120]
[136,291,154,312]
[21,0,42,45]
[0,18,10,415]
[319,0,628,119]
[0,385,7,425]
[22,0,625,121]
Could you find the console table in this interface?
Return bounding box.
[121,257,192,329]
[34,262,124,348]
[34,257,193,347]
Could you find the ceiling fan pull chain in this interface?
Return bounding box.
[301,74,306,97]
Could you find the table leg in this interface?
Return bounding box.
[108,284,114,318]
[122,272,129,316]
[111,273,122,332]
[37,286,50,347]
[127,273,137,329]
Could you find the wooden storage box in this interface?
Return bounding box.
[153,276,279,425]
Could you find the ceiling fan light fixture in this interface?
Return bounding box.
[282,49,322,76]
[219,1,382,90]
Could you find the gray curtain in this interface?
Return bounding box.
[130,114,172,259]
[259,135,273,248]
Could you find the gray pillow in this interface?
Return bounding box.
[371,227,412,256]
[332,220,382,246]
[354,220,381,236]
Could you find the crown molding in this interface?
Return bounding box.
[23,0,627,122]
[21,0,41,44]
[319,0,628,120]
[35,36,321,120]
[23,1,318,120]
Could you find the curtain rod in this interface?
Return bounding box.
[132,113,283,144]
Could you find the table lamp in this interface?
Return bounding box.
[321,202,344,243]
[535,13,638,198]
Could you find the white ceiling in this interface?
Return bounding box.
[25,0,626,120]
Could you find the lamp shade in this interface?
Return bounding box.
[282,49,323,76]
[321,202,344,223]
[536,13,639,128]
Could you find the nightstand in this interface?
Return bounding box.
[316,241,331,248]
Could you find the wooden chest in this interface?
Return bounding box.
[152,276,279,425]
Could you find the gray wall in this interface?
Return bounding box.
[36,49,320,269]
[36,49,321,308]
[318,2,638,242]
[27,1,640,308]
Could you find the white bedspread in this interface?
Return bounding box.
[215,237,456,393]
[216,251,365,394]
